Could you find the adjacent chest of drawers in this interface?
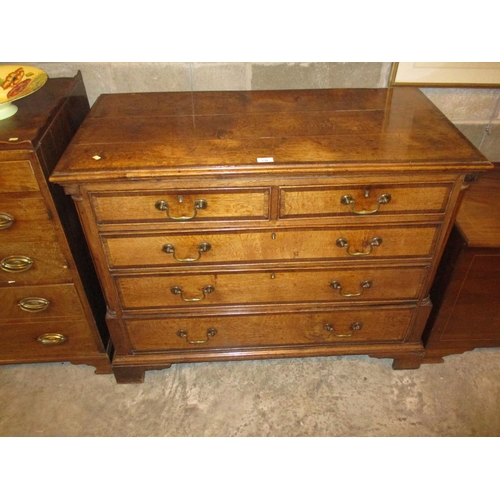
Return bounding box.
[0,73,111,373]
[423,164,500,361]
[51,88,492,383]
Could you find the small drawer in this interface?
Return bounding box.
[115,265,428,311]
[90,188,270,225]
[0,284,86,322]
[0,241,71,285]
[0,161,39,193]
[280,183,453,218]
[0,320,99,360]
[102,224,440,269]
[126,306,415,352]
[0,195,56,242]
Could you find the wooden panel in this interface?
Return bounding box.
[280,183,452,218]
[126,306,416,352]
[0,284,85,322]
[102,225,440,269]
[90,188,270,224]
[115,265,428,310]
[0,161,39,192]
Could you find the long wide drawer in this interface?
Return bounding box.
[0,241,71,285]
[126,306,415,352]
[102,224,440,269]
[0,284,86,322]
[115,265,428,310]
[0,195,55,241]
[90,188,271,225]
[0,320,99,359]
[280,182,453,218]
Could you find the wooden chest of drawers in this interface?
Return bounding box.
[0,73,111,373]
[50,88,492,383]
[423,164,500,361]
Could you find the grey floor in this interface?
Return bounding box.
[1,349,500,437]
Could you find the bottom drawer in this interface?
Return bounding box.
[126,306,416,352]
[0,320,101,360]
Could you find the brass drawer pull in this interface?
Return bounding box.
[162,242,211,262]
[330,280,372,297]
[1,255,34,273]
[0,212,15,230]
[336,237,382,256]
[18,297,51,313]
[170,285,215,302]
[341,193,391,215]
[177,328,217,344]
[323,322,363,337]
[37,333,68,345]
[155,199,208,220]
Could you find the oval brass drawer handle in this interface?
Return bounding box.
[37,333,68,345]
[341,193,392,215]
[0,212,15,230]
[324,322,363,338]
[177,328,217,344]
[162,242,211,262]
[336,237,382,256]
[155,199,208,220]
[18,297,51,313]
[170,285,215,302]
[1,255,34,273]
[330,280,372,297]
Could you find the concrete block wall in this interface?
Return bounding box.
[15,62,500,161]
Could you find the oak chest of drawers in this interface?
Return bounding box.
[0,72,111,373]
[50,88,492,383]
[423,163,500,361]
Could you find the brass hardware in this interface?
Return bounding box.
[330,280,372,297]
[0,212,15,230]
[1,255,34,273]
[162,242,211,262]
[323,322,363,338]
[18,297,50,313]
[177,328,217,344]
[341,193,391,215]
[155,199,208,220]
[170,284,215,302]
[336,237,382,256]
[37,333,67,345]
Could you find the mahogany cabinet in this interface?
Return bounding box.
[0,72,111,373]
[423,164,500,362]
[50,88,492,383]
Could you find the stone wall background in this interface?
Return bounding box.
[15,62,500,161]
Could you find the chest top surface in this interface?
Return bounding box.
[51,87,492,184]
[0,77,79,152]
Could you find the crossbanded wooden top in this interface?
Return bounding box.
[51,87,492,183]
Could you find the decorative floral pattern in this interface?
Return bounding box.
[0,65,48,104]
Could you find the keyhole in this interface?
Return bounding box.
[178,195,184,203]
[271,233,276,240]
[364,189,370,198]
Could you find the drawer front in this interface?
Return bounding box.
[0,161,39,193]
[90,188,270,225]
[0,241,71,285]
[0,195,56,242]
[126,306,415,352]
[280,183,453,218]
[0,320,99,359]
[115,265,428,310]
[0,284,86,322]
[103,225,440,269]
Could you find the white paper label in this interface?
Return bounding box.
[257,157,274,163]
